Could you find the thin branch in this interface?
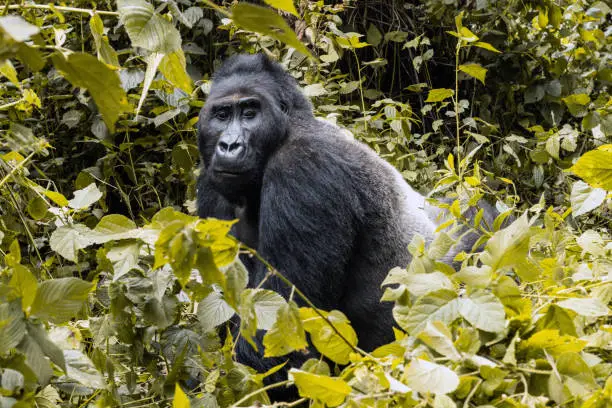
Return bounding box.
[199,0,231,18]
[0,3,118,16]
[231,379,291,407]
[243,245,369,358]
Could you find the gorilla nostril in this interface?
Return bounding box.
[218,141,229,152]
[228,142,242,152]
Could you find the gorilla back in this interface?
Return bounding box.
[197,54,451,368]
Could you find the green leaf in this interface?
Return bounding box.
[30,278,94,324]
[570,145,612,190]
[290,369,351,407]
[27,196,48,220]
[404,358,460,394]
[264,0,299,17]
[417,321,461,361]
[479,214,535,278]
[51,52,130,132]
[68,183,103,210]
[556,297,609,318]
[458,291,506,333]
[425,88,454,103]
[562,93,591,117]
[26,322,66,372]
[50,223,94,262]
[89,14,120,67]
[223,259,249,310]
[117,0,182,53]
[459,63,487,84]
[570,181,606,217]
[197,291,235,333]
[63,349,105,388]
[231,3,312,58]
[382,268,453,297]
[251,289,286,330]
[397,289,460,335]
[0,300,26,351]
[159,49,193,93]
[300,308,357,365]
[0,60,19,86]
[263,301,308,357]
[94,214,137,235]
[107,242,141,280]
[9,265,38,311]
[17,335,53,384]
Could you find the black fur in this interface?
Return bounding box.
[197,54,481,400]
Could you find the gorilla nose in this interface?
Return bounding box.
[216,141,244,158]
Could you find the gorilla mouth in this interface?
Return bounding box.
[213,169,245,178]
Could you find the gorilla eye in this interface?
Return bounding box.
[215,109,230,121]
[243,109,257,119]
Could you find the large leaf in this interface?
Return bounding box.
[68,183,103,210]
[425,88,454,102]
[570,180,606,217]
[0,15,39,41]
[63,350,105,388]
[570,145,612,190]
[397,289,460,335]
[51,52,130,132]
[0,300,26,351]
[458,291,506,333]
[459,63,487,84]
[300,308,357,365]
[264,0,299,16]
[30,278,94,324]
[251,289,286,330]
[197,291,235,333]
[50,223,95,262]
[117,0,182,54]
[404,358,460,395]
[159,49,193,93]
[556,297,609,318]
[231,4,312,58]
[290,369,351,407]
[263,301,308,357]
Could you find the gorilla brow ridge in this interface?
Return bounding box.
[210,53,312,113]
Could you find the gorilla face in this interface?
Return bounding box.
[198,89,288,203]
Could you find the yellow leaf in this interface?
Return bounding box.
[473,41,502,53]
[425,88,454,103]
[537,8,549,29]
[172,384,190,408]
[291,369,351,407]
[465,176,481,186]
[159,49,193,93]
[459,26,479,42]
[459,63,487,84]
[570,144,612,191]
[264,0,299,17]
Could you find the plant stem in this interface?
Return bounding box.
[1,3,118,16]
[455,41,462,175]
[200,0,231,17]
[231,380,291,407]
[0,151,36,189]
[243,246,368,357]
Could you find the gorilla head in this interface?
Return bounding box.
[197,54,310,204]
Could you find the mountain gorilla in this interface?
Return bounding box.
[197,53,477,398]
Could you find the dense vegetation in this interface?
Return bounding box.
[0,1,610,407]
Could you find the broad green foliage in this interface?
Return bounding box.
[0,0,610,407]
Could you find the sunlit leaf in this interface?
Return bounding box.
[570,181,606,217]
[264,0,299,17]
[197,291,235,333]
[68,183,103,210]
[404,358,459,394]
[263,301,308,357]
[570,145,612,190]
[30,278,94,324]
[459,63,487,84]
[290,369,351,407]
[117,0,182,53]
[425,88,454,103]
[231,3,312,58]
